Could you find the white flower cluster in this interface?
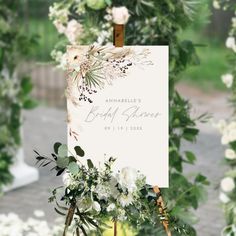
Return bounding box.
[214,120,236,146]
[63,166,145,221]
[0,211,70,236]
[49,3,83,44]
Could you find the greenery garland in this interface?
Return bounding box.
[36,143,172,235]
[213,1,236,235]
[0,0,37,193]
[47,0,210,235]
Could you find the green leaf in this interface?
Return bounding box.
[58,144,68,158]
[87,159,94,169]
[74,146,85,157]
[68,162,79,175]
[57,157,69,168]
[21,77,33,95]
[183,128,199,141]
[54,142,62,154]
[195,174,209,185]
[185,151,196,164]
[23,99,38,109]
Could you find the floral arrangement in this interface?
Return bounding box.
[213,1,236,235]
[0,1,37,192]
[48,0,209,235]
[66,45,152,105]
[35,142,171,235]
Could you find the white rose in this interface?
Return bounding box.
[219,192,230,204]
[226,37,236,52]
[213,0,220,9]
[107,203,116,212]
[65,19,83,44]
[225,149,236,160]
[62,172,73,187]
[229,129,236,142]
[221,177,235,192]
[112,7,130,25]
[92,201,101,213]
[221,74,234,88]
[117,167,138,192]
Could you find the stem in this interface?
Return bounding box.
[114,221,117,236]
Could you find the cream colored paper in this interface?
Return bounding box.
[67,46,169,187]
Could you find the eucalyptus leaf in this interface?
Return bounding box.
[87,159,94,169]
[57,157,69,168]
[74,146,85,157]
[58,144,68,158]
[54,142,62,154]
[68,162,79,175]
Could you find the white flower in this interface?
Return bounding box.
[229,129,236,142]
[112,7,130,25]
[92,201,101,213]
[226,37,236,52]
[221,177,235,192]
[117,167,138,193]
[219,192,230,204]
[33,210,45,218]
[221,74,234,88]
[95,184,110,200]
[62,172,73,187]
[53,20,66,34]
[213,0,220,9]
[64,19,83,44]
[118,193,134,207]
[107,203,116,212]
[213,119,226,133]
[225,149,236,160]
[117,209,127,221]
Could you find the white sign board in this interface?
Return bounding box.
[67,46,169,187]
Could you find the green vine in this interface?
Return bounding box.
[0,0,37,193]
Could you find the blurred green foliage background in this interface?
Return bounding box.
[20,0,231,90]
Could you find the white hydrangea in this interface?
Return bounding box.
[111,6,130,25]
[225,149,236,160]
[49,4,68,23]
[64,19,83,44]
[53,20,66,34]
[221,177,235,192]
[221,73,234,88]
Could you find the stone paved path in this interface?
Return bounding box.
[0,84,232,235]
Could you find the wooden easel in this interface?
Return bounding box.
[113,24,172,236]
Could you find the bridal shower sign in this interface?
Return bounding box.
[67,45,169,187]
